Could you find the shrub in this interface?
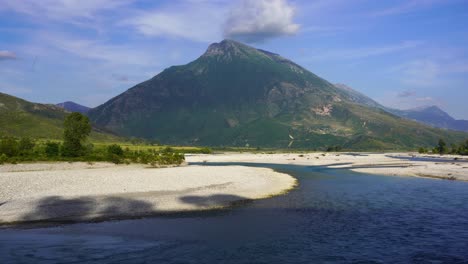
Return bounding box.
[18,137,35,155]
[108,154,123,164]
[0,137,19,157]
[104,144,123,164]
[326,146,342,152]
[138,152,150,164]
[107,144,124,157]
[199,147,212,154]
[45,142,60,157]
[161,147,174,154]
[0,153,7,164]
[147,152,185,167]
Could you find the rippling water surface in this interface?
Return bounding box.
[1,163,468,263]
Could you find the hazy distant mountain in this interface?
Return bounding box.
[88,40,466,150]
[333,84,468,133]
[389,106,468,132]
[0,92,117,140]
[56,101,90,114]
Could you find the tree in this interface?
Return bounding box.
[458,139,468,155]
[436,139,447,155]
[62,113,91,157]
[450,143,458,154]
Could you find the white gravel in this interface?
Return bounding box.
[187,152,468,181]
[0,163,296,224]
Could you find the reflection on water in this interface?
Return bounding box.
[1,164,468,263]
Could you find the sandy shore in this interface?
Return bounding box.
[187,152,468,181]
[0,163,296,225]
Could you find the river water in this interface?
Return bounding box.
[1,163,468,263]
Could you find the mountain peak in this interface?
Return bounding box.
[203,39,253,58]
[56,101,90,114]
[408,105,450,117]
[410,105,441,112]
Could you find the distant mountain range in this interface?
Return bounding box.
[56,101,90,114]
[388,106,468,133]
[86,39,467,150]
[332,83,468,132]
[0,92,117,140]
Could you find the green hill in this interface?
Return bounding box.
[88,40,467,150]
[0,92,117,141]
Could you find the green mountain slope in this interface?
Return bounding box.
[88,40,466,150]
[0,92,117,141]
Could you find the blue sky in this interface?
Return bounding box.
[1,0,467,118]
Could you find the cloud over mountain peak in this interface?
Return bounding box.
[223,0,299,43]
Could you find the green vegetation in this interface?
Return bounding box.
[0,136,187,166]
[418,139,468,155]
[436,139,447,155]
[0,111,195,166]
[0,92,119,142]
[62,113,92,157]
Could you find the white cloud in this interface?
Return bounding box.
[0,50,17,60]
[376,90,443,111]
[390,57,468,88]
[415,96,435,102]
[306,41,421,60]
[36,32,158,67]
[371,0,448,17]
[397,59,440,86]
[124,2,226,42]
[223,0,299,43]
[0,0,133,21]
[397,90,416,98]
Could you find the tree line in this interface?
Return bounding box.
[419,139,468,155]
[0,112,185,166]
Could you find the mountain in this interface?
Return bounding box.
[56,101,90,114]
[333,83,384,109]
[0,92,117,141]
[333,84,468,133]
[88,40,467,150]
[390,106,468,132]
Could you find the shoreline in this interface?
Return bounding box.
[1,152,467,226]
[187,152,468,182]
[0,163,296,226]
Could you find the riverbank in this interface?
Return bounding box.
[2,152,466,225]
[0,163,296,225]
[187,152,468,181]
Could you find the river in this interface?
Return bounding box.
[1,163,468,263]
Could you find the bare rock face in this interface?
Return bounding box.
[312,104,333,117]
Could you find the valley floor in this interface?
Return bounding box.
[1,152,466,225]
